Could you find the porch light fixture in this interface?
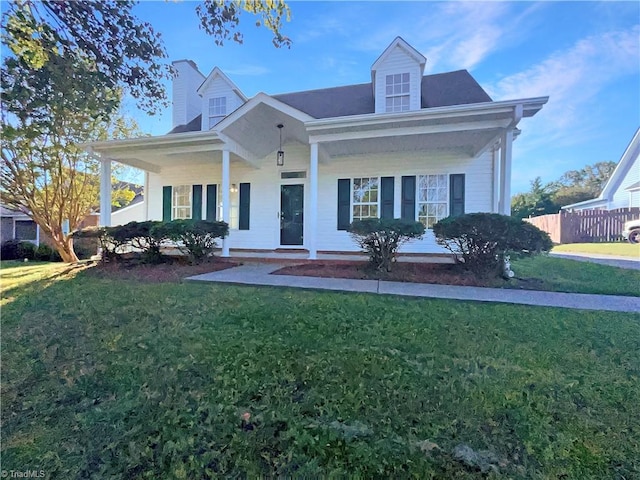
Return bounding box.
[230,183,238,193]
[276,123,285,167]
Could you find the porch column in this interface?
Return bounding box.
[499,129,513,216]
[492,145,500,213]
[308,143,319,260]
[99,158,112,226]
[221,149,230,257]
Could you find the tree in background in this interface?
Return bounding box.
[511,177,558,220]
[511,162,617,219]
[2,0,290,262]
[550,161,617,207]
[1,50,139,262]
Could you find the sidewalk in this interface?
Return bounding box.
[187,263,640,313]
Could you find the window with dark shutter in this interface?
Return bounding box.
[162,186,172,222]
[337,178,351,230]
[239,183,250,230]
[192,185,203,220]
[449,174,465,217]
[206,184,217,221]
[401,176,416,221]
[380,176,394,219]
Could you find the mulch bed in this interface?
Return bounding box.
[272,261,491,287]
[84,255,239,283]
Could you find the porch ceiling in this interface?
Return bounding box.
[219,102,309,158]
[322,129,502,158]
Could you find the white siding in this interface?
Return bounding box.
[374,47,422,114]
[111,202,145,226]
[610,154,639,209]
[172,60,205,129]
[200,76,245,131]
[148,146,494,254]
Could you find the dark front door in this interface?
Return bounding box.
[280,184,304,245]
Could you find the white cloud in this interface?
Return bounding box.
[489,26,640,145]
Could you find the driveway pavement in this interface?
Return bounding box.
[549,251,640,270]
[187,263,640,313]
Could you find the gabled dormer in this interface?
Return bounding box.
[371,37,426,114]
[197,67,248,130]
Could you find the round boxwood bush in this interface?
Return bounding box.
[348,218,425,272]
[433,213,552,277]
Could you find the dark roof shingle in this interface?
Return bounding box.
[168,70,493,133]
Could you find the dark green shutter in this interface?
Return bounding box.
[162,186,172,222]
[206,184,217,220]
[337,178,351,230]
[380,176,394,219]
[401,176,416,220]
[239,183,250,230]
[449,174,465,217]
[192,185,202,220]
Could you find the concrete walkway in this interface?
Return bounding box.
[549,251,640,270]
[187,263,640,313]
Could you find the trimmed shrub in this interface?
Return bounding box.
[34,244,63,262]
[1,240,36,260]
[111,221,165,263]
[433,213,552,277]
[348,218,425,272]
[152,220,229,263]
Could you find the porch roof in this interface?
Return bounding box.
[87,96,547,172]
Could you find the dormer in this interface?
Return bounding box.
[371,37,426,114]
[172,60,206,129]
[197,67,248,130]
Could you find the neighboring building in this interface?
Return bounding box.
[88,37,547,257]
[0,206,40,245]
[563,128,640,211]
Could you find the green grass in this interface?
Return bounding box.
[553,242,640,258]
[507,255,640,297]
[1,263,639,478]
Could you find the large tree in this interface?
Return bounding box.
[2,0,291,116]
[1,50,139,262]
[1,0,291,262]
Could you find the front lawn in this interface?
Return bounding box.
[1,263,639,478]
[553,242,640,257]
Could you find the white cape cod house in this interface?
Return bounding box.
[88,37,547,258]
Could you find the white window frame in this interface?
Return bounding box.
[385,73,410,113]
[352,177,380,221]
[208,97,226,128]
[417,174,449,228]
[172,185,192,220]
[215,184,239,230]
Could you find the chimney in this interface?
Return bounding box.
[172,60,205,129]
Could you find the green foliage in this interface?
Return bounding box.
[1,263,638,478]
[511,162,617,219]
[0,240,36,260]
[433,213,553,277]
[348,218,425,272]
[511,177,558,220]
[196,0,292,48]
[152,220,229,263]
[33,243,62,262]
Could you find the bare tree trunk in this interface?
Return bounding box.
[49,231,79,263]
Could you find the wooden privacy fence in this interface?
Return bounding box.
[525,207,640,244]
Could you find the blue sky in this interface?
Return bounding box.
[130,0,639,194]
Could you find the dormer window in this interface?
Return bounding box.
[208,96,226,128]
[385,73,410,112]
